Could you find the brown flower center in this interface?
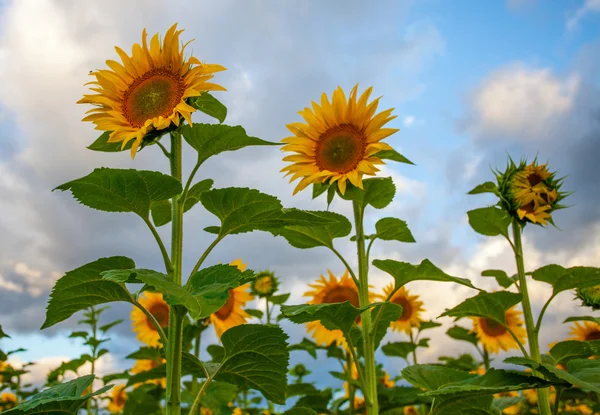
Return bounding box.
[114,389,126,407]
[392,297,413,321]
[123,68,185,127]
[479,318,506,337]
[316,124,366,173]
[214,290,235,320]
[520,201,535,214]
[527,173,543,187]
[585,331,600,341]
[147,302,170,330]
[323,286,361,323]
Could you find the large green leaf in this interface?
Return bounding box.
[373,258,478,290]
[531,264,567,286]
[552,267,600,296]
[3,375,112,415]
[54,168,182,218]
[446,325,479,346]
[439,291,522,324]
[281,302,367,335]
[269,210,352,250]
[549,341,594,365]
[182,123,278,165]
[374,217,416,243]
[467,207,511,238]
[402,364,474,391]
[379,386,429,412]
[339,177,396,209]
[371,302,403,349]
[41,257,134,329]
[374,149,415,165]
[150,199,172,227]
[188,92,227,123]
[382,342,418,360]
[213,324,289,404]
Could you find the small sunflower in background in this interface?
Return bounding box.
[523,386,557,406]
[380,285,424,334]
[403,406,420,415]
[380,371,395,388]
[251,270,279,298]
[0,392,17,410]
[131,358,166,388]
[494,391,521,415]
[281,84,399,195]
[564,402,594,414]
[107,384,127,413]
[210,259,255,338]
[471,306,527,354]
[78,23,226,158]
[495,159,567,226]
[131,292,169,348]
[0,360,12,383]
[569,320,600,341]
[304,270,362,346]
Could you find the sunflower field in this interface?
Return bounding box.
[1,19,600,415]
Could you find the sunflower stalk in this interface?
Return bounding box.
[353,201,379,414]
[346,352,355,415]
[511,219,552,415]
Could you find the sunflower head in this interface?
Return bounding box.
[0,360,13,383]
[471,307,527,354]
[289,363,310,378]
[380,371,395,388]
[131,358,166,388]
[131,292,169,347]
[0,392,17,410]
[576,285,600,310]
[78,23,226,158]
[403,406,420,415]
[251,270,279,298]
[495,158,567,226]
[303,270,362,347]
[381,284,424,334]
[569,321,600,341]
[281,84,400,195]
[107,385,127,413]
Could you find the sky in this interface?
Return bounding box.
[0,0,599,398]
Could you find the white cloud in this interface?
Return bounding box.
[403,115,415,126]
[0,274,23,293]
[567,0,600,30]
[468,64,580,141]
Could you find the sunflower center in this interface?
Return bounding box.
[585,331,600,341]
[323,286,360,307]
[114,390,126,406]
[214,290,235,320]
[147,303,170,330]
[520,201,535,214]
[316,124,366,173]
[527,173,543,187]
[123,68,185,127]
[480,318,506,337]
[392,297,413,321]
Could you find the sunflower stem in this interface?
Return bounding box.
[352,201,379,415]
[346,352,355,415]
[512,218,552,415]
[191,326,202,414]
[483,348,490,371]
[409,331,418,364]
[166,129,185,415]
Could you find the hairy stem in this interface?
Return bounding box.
[512,219,551,415]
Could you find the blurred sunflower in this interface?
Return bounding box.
[210,259,254,338]
[381,284,424,334]
[107,385,127,413]
[380,371,395,388]
[564,402,593,414]
[78,23,226,158]
[281,84,399,195]
[251,271,279,298]
[200,408,213,415]
[343,361,359,397]
[131,292,169,347]
[131,359,166,388]
[471,307,527,354]
[0,360,12,383]
[304,270,362,346]
[523,387,556,406]
[0,392,17,410]
[403,406,420,415]
[569,321,600,341]
[494,391,521,415]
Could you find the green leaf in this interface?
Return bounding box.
[339,177,396,209]
[564,316,600,325]
[532,264,567,286]
[188,92,227,123]
[433,396,493,415]
[551,266,600,296]
[467,207,511,238]
[214,324,289,404]
[121,384,162,415]
[150,179,213,227]
[245,309,264,319]
[281,302,367,335]
[438,354,480,372]
[312,183,330,199]
[492,396,525,414]
[42,257,135,329]
[374,149,415,165]
[127,364,166,387]
[419,320,443,332]
[99,319,123,333]
[269,210,352,250]
[468,182,497,195]
[481,269,515,288]
[207,345,225,363]
[382,342,418,360]
[198,381,237,415]
[549,341,593,364]
[284,408,319,415]
[54,168,182,218]
[0,325,9,339]
[182,123,278,165]
[150,200,172,227]
[102,370,130,383]
[446,326,479,346]
[439,291,522,324]
[402,364,474,391]
[3,375,111,415]
[184,179,214,212]
[293,389,332,413]
[87,131,133,152]
[270,293,291,305]
[374,217,416,243]
[371,302,403,349]
[68,331,88,339]
[288,338,321,359]
[379,386,429,412]
[126,347,163,361]
[373,258,478,291]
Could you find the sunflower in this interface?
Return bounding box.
[403,406,420,415]
[569,321,600,341]
[516,201,553,225]
[523,387,557,406]
[577,285,600,310]
[380,371,395,388]
[107,385,127,413]
[343,361,360,397]
[0,360,12,383]
[210,259,255,338]
[78,23,226,158]
[564,402,593,415]
[471,307,527,354]
[494,391,521,415]
[0,392,17,410]
[381,284,424,334]
[200,408,213,415]
[304,270,362,346]
[470,366,486,376]
[251,271,279,298]
[281,84,399,195]
[130,359,166,388]
[131,292,169,347]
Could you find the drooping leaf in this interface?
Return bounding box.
[374,217,416,243]
[371,302,403,349]
[402,364,474,391]
[481,269,515,288]
[150,200,172,227]
[446,326,479,346]
[531,264,567,286]
[312,183,330,199]
[373,258,478,290]
[467,207,511,238]
[339,177,396,209]
[42,257,135,329]
[281,302,367,336]
[87,131,132,152]
[54,168,182,218]
[288,338,321,359]
[439,291,522,324]
[187,92,227,123]
[374,149,415,165]
[382,342,418,360]
[468,182,497,195]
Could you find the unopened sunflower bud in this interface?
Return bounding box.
[576,285,600,310]
[251,271,279,298]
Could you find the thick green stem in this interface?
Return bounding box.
[353,201,378,415]
[512,219,552,415]
[483,348,490,371]
[166,130,185,415]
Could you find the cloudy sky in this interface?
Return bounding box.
[0,0,599,395]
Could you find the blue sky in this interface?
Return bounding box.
[0,0,599,396]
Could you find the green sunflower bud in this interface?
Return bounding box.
[290,363,310,377]
[251,270,279,298]
[576,285,600,310]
